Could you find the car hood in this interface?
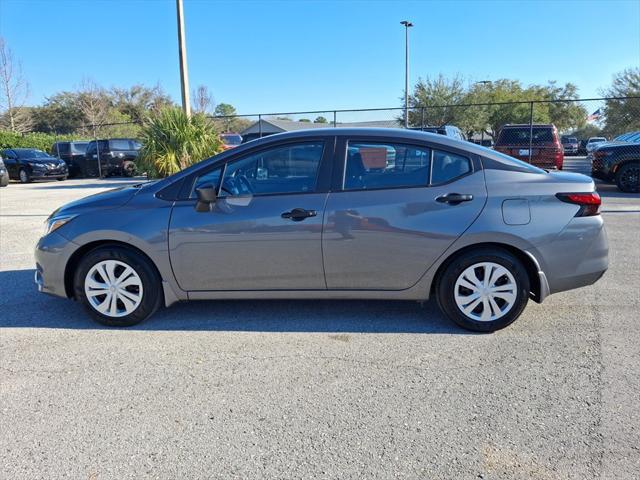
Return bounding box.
[50,184,142,218]
[595,141,639,150]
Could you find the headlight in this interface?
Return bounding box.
[30,163,46,170]
[44,215,76,235]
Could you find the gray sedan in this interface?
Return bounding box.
[35,128,608,332]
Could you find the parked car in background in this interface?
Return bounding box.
[220,133,243,150]
[414,125,467,141]
[84,138,141,177]
[590,131,640,193]
[0,148,68,183]
[585,136,607,154]
[0,154,9,187]
[561,136,579,156]
[35,128,608,333]
[50,141,89,178]
[494,124,564,169]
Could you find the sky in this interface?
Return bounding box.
[0,0,639,116]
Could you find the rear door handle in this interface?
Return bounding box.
[436,193,474,205]
[281,208,317,221]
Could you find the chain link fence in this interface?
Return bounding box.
[2,97,638,190]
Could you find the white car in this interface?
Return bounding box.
[586,136,607,153]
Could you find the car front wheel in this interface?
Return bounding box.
[19,168,31,183]
[74,246,163,327]
[436,248,530,332]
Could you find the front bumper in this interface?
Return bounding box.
[34,231,78,298]
[31,171,67,180]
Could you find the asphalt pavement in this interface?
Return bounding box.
[0,171,638,479]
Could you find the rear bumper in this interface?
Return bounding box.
[531,215,608,295]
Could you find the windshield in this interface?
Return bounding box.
[561,137,577,143]
[221,134,242,146]
[16,149,52,159]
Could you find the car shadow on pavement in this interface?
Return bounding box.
[0,269,465,334]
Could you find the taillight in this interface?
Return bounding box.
[554,148,564,170]
[556,192,601,217]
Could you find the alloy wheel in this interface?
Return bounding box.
[84,260,144,317]
[619,164,640,192]
[454,262,517,322]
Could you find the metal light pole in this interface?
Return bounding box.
[176,0,191,117]
[400,20,413,128]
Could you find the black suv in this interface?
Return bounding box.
[84,138,142,177]
[50,141,89,178]
[0,148,68,183]
[590,131,640,193]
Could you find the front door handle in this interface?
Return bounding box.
[436,193,474,205]
[281,208,317,221]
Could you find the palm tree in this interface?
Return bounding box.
[138,107,222,177]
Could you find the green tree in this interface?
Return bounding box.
[111,84,173,123]
[138,107,222,178]
[601,67,640,135]
[213,103,237,117]
[314,116,328,123]
[406,74,467,128]
[298,118,310,122]
[30,92,85,134]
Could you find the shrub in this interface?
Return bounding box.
[0,130,88,152]
[137,107,222,178]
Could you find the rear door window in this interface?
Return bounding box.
[343,141,430,190]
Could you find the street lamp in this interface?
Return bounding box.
[400,20,413,128]
[176,0,191,117]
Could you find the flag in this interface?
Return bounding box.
[587,108,602,122]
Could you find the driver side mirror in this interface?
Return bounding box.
[195,185,217,212]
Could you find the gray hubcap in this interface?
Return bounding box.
[454,262,517,322]
[84,260,143,317]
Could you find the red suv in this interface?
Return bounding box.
[494,124,564,170]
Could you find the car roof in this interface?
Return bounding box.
[231,127,506,161]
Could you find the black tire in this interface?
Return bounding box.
[18,168,31,183]
[615,162,640,193]
[73,245,163,327]
[436,247,530,332]
[122,161,136,177]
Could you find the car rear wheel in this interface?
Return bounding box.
[615,162,640,193]
[122,161,136,177]
[436,248,530,332]
[19,168,31,183]
[74,246,163,327]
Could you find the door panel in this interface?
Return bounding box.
[169,193,327,291]
[322,171,487,290]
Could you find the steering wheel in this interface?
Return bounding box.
[237,175,254,194]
